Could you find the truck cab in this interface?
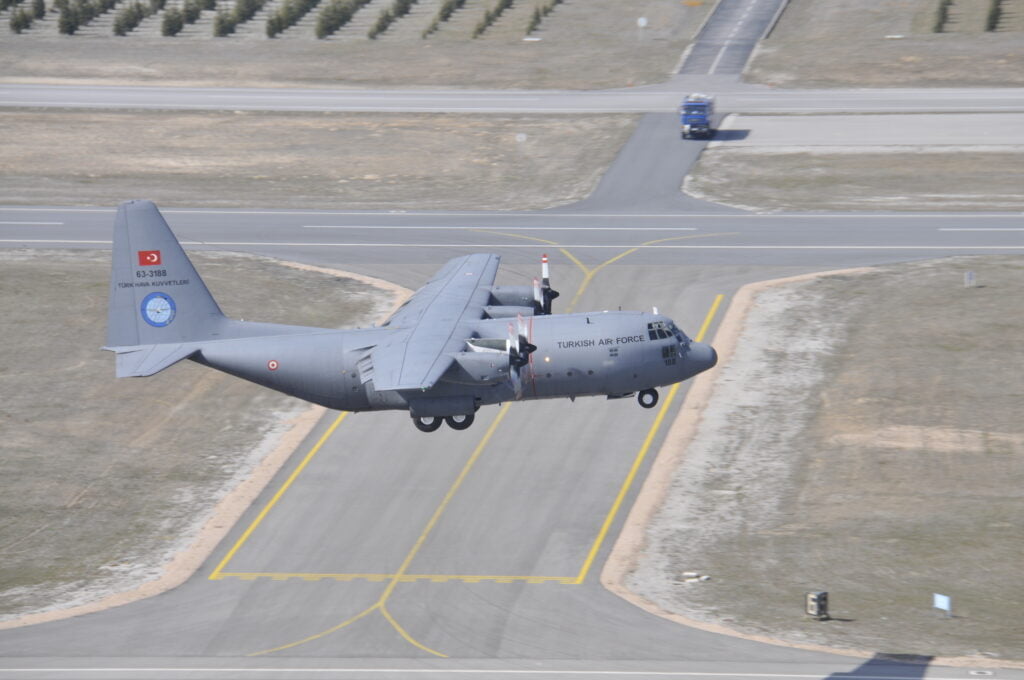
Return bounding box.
[680,93,715,139]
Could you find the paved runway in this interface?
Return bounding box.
[5,80,1024,114]
[1,193,1022,678]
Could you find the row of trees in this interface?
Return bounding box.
[264,0,314,37]
[9,0,557,37]
[112,0,165,35]
[525,0,560,35]
[313,0,368,39]
[366,0,412,39]
[471,0,510,38]
[8,0,44,32]
[54,0,119,33]
[161,0,212,35]
[420,0,463,38]
[213,0,265,35]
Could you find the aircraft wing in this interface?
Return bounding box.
[370,254,500,392]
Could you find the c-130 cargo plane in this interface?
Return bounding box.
[105,201,717,432]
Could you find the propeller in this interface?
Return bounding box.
[540,253,560,315]
[507,317,536,368]
[506,317,536,399]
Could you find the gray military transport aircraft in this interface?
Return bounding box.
[105,200,718,432]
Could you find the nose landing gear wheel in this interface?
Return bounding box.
[445,413,475,430]
[638,389,659,409]
[413,416,443,432]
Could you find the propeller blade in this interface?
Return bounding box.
[540,253,559,314]
[510,365,523,399]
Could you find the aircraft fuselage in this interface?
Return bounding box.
[194,310,717,416]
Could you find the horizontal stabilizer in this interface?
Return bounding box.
[106,343,200,377]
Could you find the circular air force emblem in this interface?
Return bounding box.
[141,292,176,327]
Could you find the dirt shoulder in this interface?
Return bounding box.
[0,109,637,209]
[617,256,1024,661]
[0,249,397,623]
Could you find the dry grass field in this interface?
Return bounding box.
[0,249,389,620]
[630,257,1024,660]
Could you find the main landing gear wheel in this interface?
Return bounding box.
[413,416,443,432]
[444,413,475,430]
[638,389,659,409]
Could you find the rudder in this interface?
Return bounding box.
[106,200,225,350]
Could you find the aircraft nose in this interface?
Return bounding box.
[687,341,718,374]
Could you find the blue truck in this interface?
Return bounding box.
[679,93,715,139]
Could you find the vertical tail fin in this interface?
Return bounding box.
[106,200,224,352]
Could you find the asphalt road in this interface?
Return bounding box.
[679,0,787,76]
[714,113,1024,146]
[5,80,1024,113]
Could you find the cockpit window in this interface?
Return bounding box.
[669,322,689,345]
[647,321,672,340]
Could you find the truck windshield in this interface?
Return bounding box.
[684,106,705,114]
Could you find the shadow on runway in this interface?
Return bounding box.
[711,128,750,141]
[827,653,934,678]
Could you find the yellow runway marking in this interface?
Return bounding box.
[573,294,725,584]
[251,403,513,658]
[469,229,559,247]
[212,571,579,584]
[209,411,348,580]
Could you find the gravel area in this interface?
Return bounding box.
[626,257,1024,660]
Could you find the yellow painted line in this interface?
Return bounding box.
[565,248,637,313]
[572,294,725,585]
[377,403,511,603]
[381,605,447,658]
[216,572,576,583]
[209,412,348,580]
[469,228,559,247]
[695,294,724,344]
[252,405,512,658]
[250,602,379,657]
[563,233,735,313]
[558,247,591,276]
[640,232,738,248]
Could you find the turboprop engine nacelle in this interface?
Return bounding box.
[483,305,535,319]
[489,286,538,310]
[443,340,512,386]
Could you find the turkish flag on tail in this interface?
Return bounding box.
[138,250,162,266]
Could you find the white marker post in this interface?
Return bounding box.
[964,271,976,288]
[933,593,952,618]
